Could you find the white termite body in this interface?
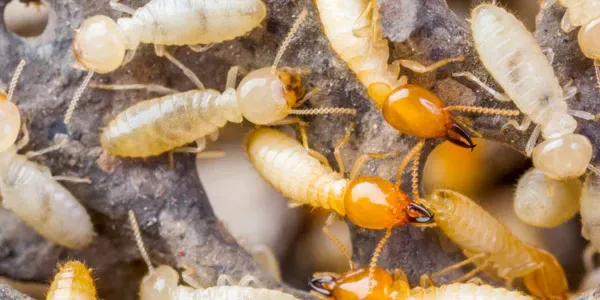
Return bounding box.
[0,145,94,249]
[581,172,600,252]
[470,3,592,180]
[73,0,267,74]
[558,0,600,63]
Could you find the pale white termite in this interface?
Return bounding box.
[581,171,600,252]
[94,10,355,158]
[127,210,300,300]
[513,167,582,228]
[455,3,594,181]
[0,60,94,250]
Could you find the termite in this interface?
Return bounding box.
[46,261,97,300]
[455,3,594,180]
[245,126,433,286]
[315,0,520,199]
[93,9,355,158]
[513,167,582,228]
[422,189,569,300]
[127,210,299,300]
[0,60,94,250]
[580,171,600,253]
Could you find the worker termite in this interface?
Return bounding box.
[315,0,520,199]
[93,9,355,158]
[46,261,97,300]
[422,189,569,300]
[455,3,594,180]
[127,210,299,300]
[0,60,94,250]
[245,126,433,285]
[513,167,582,228]
[580,171,600,253]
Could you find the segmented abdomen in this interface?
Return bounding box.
[172,286,299,300]
[245,128,348,216]
[472,4,565,124]
[0,150,94,250]
[46,261,97,300]
[101,89,241,157]
[130,0,267,45]
[315,0,401,91]
[410,283,533,300]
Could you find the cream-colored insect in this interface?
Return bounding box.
[94,10,355,158]
[128,210,299,300]
[580,172,600,253]
[513,167,582,228]
[456,3,594,180]
[46,261,97,300]
[0,61,94,250]
[422,189,569,300]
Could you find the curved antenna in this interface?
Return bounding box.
[6,60,26,103]
[64,71,94,125]
[271,9,308,73]
[128,210,155,273]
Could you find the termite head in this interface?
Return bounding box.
[578,18,600,60]
[523,249,568,300]
[380,84,474,149]
[343,176,433,230]
[237,67,304,125]
[73,15,126,74]
[533,133,592,180]
[0,100,21,153]
[309,268,410,299]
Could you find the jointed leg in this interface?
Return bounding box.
[569,109,596,120]
[182,266,205,289]
[351,0,373,38]
[174,137,207,154]
[453,260,491,283]
[419,252,489,288]
[292,88,320,109]
[188,44,215,53]
[542,48,555,64]
[121,48,137,66]
[298,125,330,167]
[350,151,399,180]
[216,275,236,286]
[323,212,355,270]
[334,122,354,175]
[502,116,531,132]
[452,72,511,102]
[238,275,262,287]
[248,244,281,281]
[15,123,30,150]
[226,66,240,90]
[53,176,91,184]
[525,125,541,157]
[368,228,393,290]
[155,45,205,90]
[26,137,69,158]
[88,83,180,95]
[109,0,136,15]
[398,57,464,74]
[396,140,424,187]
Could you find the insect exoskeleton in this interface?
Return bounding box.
[72,0,267,74]
[422,189,569,300]
[581,172,600,252]
[554,0,600,70]
[308,266,534,299]
[514,167,582,228]
[97,9,355,158]
[461,3,594,181]
[0,61,94,250]
[128,211,299,300]
[46,261,97,300]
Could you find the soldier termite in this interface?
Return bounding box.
[127,210,299,300]
[0,60,94,250]
[456,3,594,180]
[245,127,433,286]
[46,261,97,300]
[91,9,355,158]
[422,189,569,300]
[315,0,520,201]
[513,167,582,228]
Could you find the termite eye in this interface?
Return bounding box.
[277,69,304,107]
[73,15,126,74]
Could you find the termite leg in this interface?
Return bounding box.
[292,88,320,109]
[391,268,409,283]
[247,244,281,281]
[226,66,240,90]
[174,138,207,154]
[351,0,373,38]
[333,122,355,175]
[267,116,306,126]
[418,252,489,287]
[561,10,576,33]
[498,262,543,289]
[396,140,424,188]
[216,275,236,286]
[542,48,555,64]
[452,72,511,102]
[368,228,393,289]
[188,44,215,53]
[238,275,262,288]
[26,136,69,158]
[501,116,531,132]
[323,212,355,270]
[350,151,399,180]
[298,124,331,167]
[88,83,180,95]
[121,48,137,66]
[398,56,464,74]
[181,266,205,289]
[525,125,541,157]
[154,45,205,90]
[15,122,30,150]
[108,0,136,15]
[53,176,91,184]
[568,109,596,120]
[453,260,491,283]
[465,277,486,285]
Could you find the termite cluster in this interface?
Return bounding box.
[3,0,600,299]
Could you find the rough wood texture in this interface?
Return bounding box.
[0,0,598,299]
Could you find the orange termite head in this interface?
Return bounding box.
[343,176,433,230]
[380,84,475,149]
[309,268,411,299]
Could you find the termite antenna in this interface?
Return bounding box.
[594,60,600,93]
[289,107,357,116]
[368,228,392,290]
[64,71,94,125]
[6,60,26,103]
[271,9,308,73]
[128,210,155,273]
[589,164,600,177]
[444,105,521,117]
